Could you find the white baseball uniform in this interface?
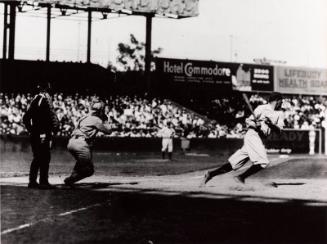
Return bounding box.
[228,103,284,169]
[159,126,175,153]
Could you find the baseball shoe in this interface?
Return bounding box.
[200,172,212,187]
[39,183,57,190]
[64,177,75,187]
[28,182,39,189]
[233,175,245,184]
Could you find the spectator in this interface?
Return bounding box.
[1,92,326,138]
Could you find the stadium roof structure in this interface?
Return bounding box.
[1,0,199,59]
[2,0,199,16]
[30,0,199,17]
[1,0,199,90]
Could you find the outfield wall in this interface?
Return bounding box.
[0,136,242,156]
[0,129,323,155]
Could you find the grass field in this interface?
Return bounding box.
[1,151,327,244]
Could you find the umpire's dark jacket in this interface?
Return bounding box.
[23,92,59,135]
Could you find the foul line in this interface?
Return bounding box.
[1,202,106,235]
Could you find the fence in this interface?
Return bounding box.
[1,129,323,155]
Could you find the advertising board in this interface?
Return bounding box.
[274,66,327,95]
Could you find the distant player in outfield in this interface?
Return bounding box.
[201,92,284,186]
[159,121,175,160]
[64,101,113,186]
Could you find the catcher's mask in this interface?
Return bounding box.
[91,101,105,117]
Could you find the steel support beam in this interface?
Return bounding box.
[46,5,51,62]
[2,3,8,59]
[8,2,17,60]
[87,9,92,63]
[145,14,152,93]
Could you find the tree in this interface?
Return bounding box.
[116,34,162,71]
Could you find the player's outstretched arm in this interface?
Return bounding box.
[94,119,113,135]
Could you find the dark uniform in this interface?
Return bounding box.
[23,85,59,189]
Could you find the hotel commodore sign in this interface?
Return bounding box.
[155,58,233,89]
[156,58,274,92]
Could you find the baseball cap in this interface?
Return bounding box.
[91,101,105,112]
[268,92,283,102]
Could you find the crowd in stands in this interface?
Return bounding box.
[0,93,211,138]
[1,92,326,138]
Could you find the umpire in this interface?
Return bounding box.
[23,81,59,189]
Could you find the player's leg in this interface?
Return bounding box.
[65,160,94,185]
[65,138,78,182]
[234,164,264,184]
[38,141,55,189]
[201,146,249,186]
[162,139,168,159]
[65,139,93,186]
[201,163,233,186]
[234,132,269,183]
[75,149,94,179]
[28,135,41,188]
[28,159,40,188]
[168,139,173,160]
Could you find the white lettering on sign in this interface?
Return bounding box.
[184,62,231,77]
[163,61,231,77]
[253,68,270,79]
[163,61,184,74]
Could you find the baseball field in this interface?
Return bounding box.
[1,150,327,244]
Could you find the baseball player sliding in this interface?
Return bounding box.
[64,101,113,186]
[159,121,175,160]
[201,92,284,186]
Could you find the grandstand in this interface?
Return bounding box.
[1,88,326,156]
[1,56,326,139]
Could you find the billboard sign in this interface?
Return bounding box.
[264,129,321,154]
[232,63,274,92]
[275,66,327,95]
[155,58,233,88]
[156,58,274,92]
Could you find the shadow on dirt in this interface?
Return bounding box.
[58,181,139,190]
[1,185,327,244]
[273,182,306,186]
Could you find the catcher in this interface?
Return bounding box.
[64,101,113,186]
[200,92,284,186]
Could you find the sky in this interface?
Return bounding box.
[0,0,327,68]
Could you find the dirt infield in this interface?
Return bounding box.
[0,150,224,178]
[1,153,327,243]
